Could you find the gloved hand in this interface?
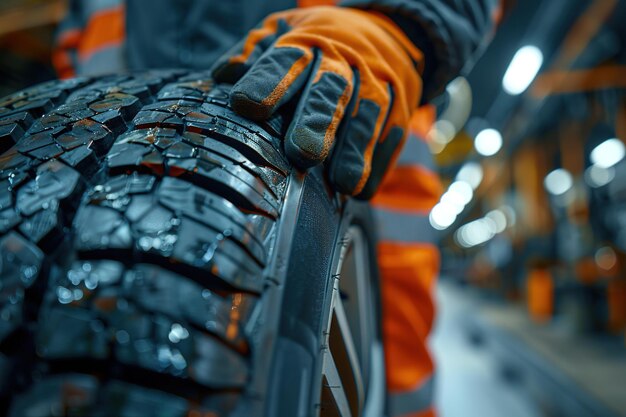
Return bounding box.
[212,6,423,198]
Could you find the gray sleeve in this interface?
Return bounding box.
[340,0,500,100]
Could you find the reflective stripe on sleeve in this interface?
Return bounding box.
[80,46,126,76]
[396,135,435,171]
[84,0,124,17]
[78,4,125,63]
[389,375,435,417]
[373,206,435,244]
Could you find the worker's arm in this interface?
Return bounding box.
[213,1,506,198]
[342,0,506,101]
[52,0,84,79]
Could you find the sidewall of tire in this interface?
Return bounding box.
[265,168,383,417]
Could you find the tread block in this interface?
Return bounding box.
[108,127,281,217]
[9,374,101,417]
[185,105,289,175]
[61,119,115,156]
[29,102,94,133]
[111,303,250,387]
[142,99,202,115]
[0,181,20,234]
[18,201,61,246]
[168,153,279,218]
[37,307,109,359]
[12,161,83,247]
[0,124,25,154]
[16,131,56,154]
[53,261,254,352]
[0,232,43,341]
[8,375,238,417]
[115,127,177,148]
[156,177,270,265]
[183,132,287,196]
[90,108,126,134]
[127,264,256,350]
[0,148,32,175]
[91,173,156,198]
[157,79,213,102]
[41,263,249,388]
[16,160,82,217]
[27,143,64,161]
[73,205,133,252]
[106,142,154,174]
[0,78,90,125]
[0,111,34,131]
[132,110,185,131]
[77,174,270,291]
[59,145,98,176]
[0,207,20,234]
[170,217,263,293]
[88,93,141,120]
[56,260,125,307]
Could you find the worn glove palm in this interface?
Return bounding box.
[212,6,423,198]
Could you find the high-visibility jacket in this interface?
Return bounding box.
[54,1,501,415]
[54,0,502,99]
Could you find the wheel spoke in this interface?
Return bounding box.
[321,224,384,417]
[322,348,353,417]
[327,280,365,416]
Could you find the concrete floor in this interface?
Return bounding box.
[430,281,541,417]
[430,280,626,417]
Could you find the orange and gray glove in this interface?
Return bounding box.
[212,6,424,199]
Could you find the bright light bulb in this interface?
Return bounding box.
[429,203,458,230]
[429,120,456,145]
[456,162,483,189]
[544,168,573,195]
[448,181,474,205]
[458,219,496,247]
[439,194,465,215]
[486,210,507,233]
[585,164,615,188]
[503,45,543,95]
[590,138,625,168]
[475,128,503,156]
[500,205,516,227]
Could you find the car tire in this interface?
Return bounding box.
[0,71,384,417]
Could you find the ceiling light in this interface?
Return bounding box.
[544,168,573,195]
[503,45,543,95]
[590,138,625,168]
[474,128,503,156]
[429,203,458,230]
[456,162,483,189]
[584,164,615,188]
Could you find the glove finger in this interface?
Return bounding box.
[229,43,314,120]
[212,36,274,84]
[211,18,289,84]
[328,73,391,195]
[285,52,353,169]
[356,86,408,200]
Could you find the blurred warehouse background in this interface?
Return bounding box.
[429,0,626,416]
[0,0,625,416]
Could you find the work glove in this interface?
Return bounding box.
[212,6,423,199]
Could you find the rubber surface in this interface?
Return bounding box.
[0,71,294,416]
